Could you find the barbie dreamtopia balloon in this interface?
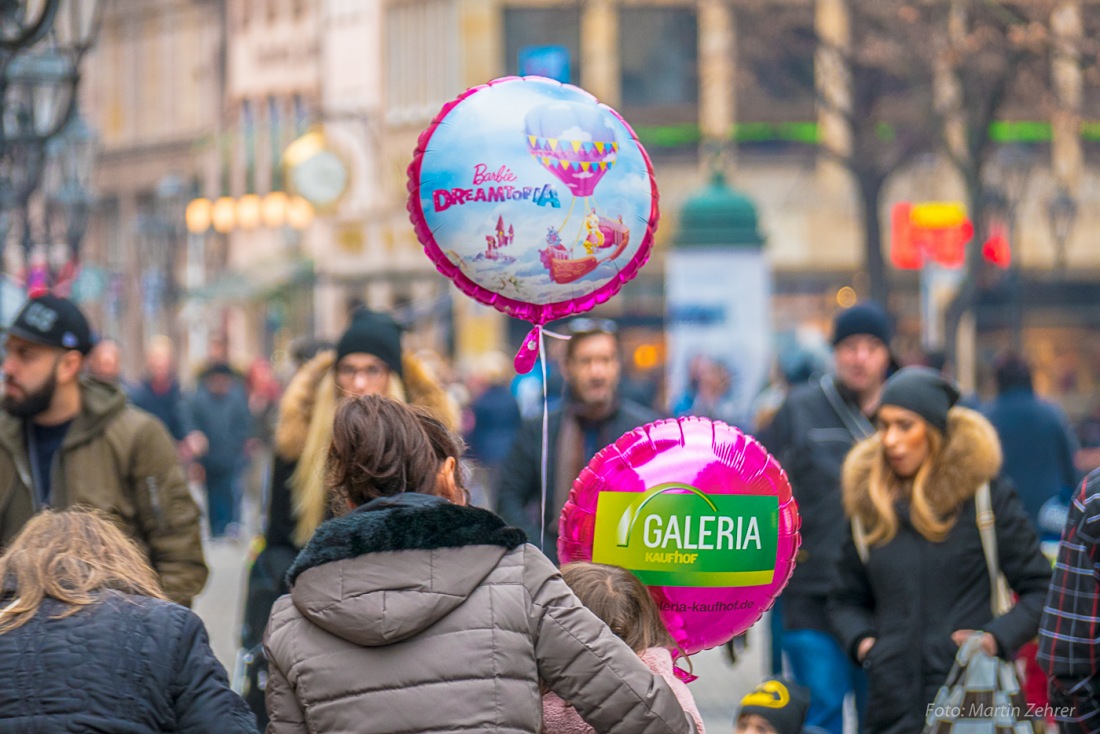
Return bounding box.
[407,76,658,372]
[558,417,800,656]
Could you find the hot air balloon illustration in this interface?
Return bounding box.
[525,101,618,197]
[525,101,629,284]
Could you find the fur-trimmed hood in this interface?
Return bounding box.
[843,406,1003,526]
[288,494,526,647]
[273,348,458,462]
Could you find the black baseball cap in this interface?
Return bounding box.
[6,294,95,355]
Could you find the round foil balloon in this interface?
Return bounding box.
[558,417,800,655]
[407,76,658,328]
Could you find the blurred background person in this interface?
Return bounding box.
[757,300,895,734]
[85,337,124,386]
[983,353,1080,530]
[129,335,204,459]
[496,318,660,563]
[244,357,283,523]
[464,350,521,510]
[0,509,257,733]
[674,356,743,429]
[982,353,1080,714]
[188,362,253,539]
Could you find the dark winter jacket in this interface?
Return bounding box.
[264,493,698,734]
[128,377,192,441]
[496,397,660,563]
[828,408,1052,734]
[187,378,252,475]
[0,378,208,606]
[467,383,522,466]
[983,387,1079,526]
[0,592,257,733]
[757,375,874,629]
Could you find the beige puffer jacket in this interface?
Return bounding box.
[264,493,698,734]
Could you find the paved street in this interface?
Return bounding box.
[193,529,770,732]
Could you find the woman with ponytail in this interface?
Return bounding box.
[828,367,1051,734]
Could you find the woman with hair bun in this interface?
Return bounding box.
[263,394,697,734]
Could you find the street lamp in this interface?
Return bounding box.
[0,0,101,303]
[43,105,96,290]
[155,174,188,321]
[0,0,59,52]
[1046,187,1078,274]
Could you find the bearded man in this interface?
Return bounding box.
[0,294,207,605]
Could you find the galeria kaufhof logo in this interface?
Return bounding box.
[591,484,779,588]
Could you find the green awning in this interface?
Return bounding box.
[186,258,313,305]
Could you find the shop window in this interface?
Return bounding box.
[618,7,698,126]
[735,3,816,157]
[503,6,581,84]
[385,0,460,125]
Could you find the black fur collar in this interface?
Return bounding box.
[287,495,527,585]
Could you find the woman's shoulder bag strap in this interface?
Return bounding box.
[975,481,1014,617]
[852,515,870,564]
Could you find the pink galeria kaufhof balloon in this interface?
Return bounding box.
[558,416,800,656]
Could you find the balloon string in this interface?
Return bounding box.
[559,192,578,237]
[539,326,549,553]
[572,197,589,249]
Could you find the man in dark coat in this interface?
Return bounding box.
[982,354,1079,528]
[756,301,893,734]
[128,336,202,450]
[187,362,252,538]
[496,318,660,564]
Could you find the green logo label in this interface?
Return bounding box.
[592,485,779,587]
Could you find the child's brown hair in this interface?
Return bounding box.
[559,561,674,653]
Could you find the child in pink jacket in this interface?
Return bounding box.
[542,562,706,734]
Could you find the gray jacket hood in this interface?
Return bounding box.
[288,494,526,647]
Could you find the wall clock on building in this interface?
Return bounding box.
[285,126,350,210]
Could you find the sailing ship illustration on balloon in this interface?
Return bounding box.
[526,101,631,284]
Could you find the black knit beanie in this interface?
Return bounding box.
[335,308,404,380]
[736,677,810,734]
[878,366,961,434]
[832,300,892,347]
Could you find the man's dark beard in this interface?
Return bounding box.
[2,369,57,418]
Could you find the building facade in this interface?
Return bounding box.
[80,0,1100,413]
[82,0,227,377]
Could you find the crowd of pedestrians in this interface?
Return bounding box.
[0,290,1097,733]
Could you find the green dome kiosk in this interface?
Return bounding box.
[665,172,771,425]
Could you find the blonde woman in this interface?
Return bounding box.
[828,367,1051,734]
[0,509,257,733]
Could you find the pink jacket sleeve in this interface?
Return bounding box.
[541,648,705,734]
[639,648,706,734]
